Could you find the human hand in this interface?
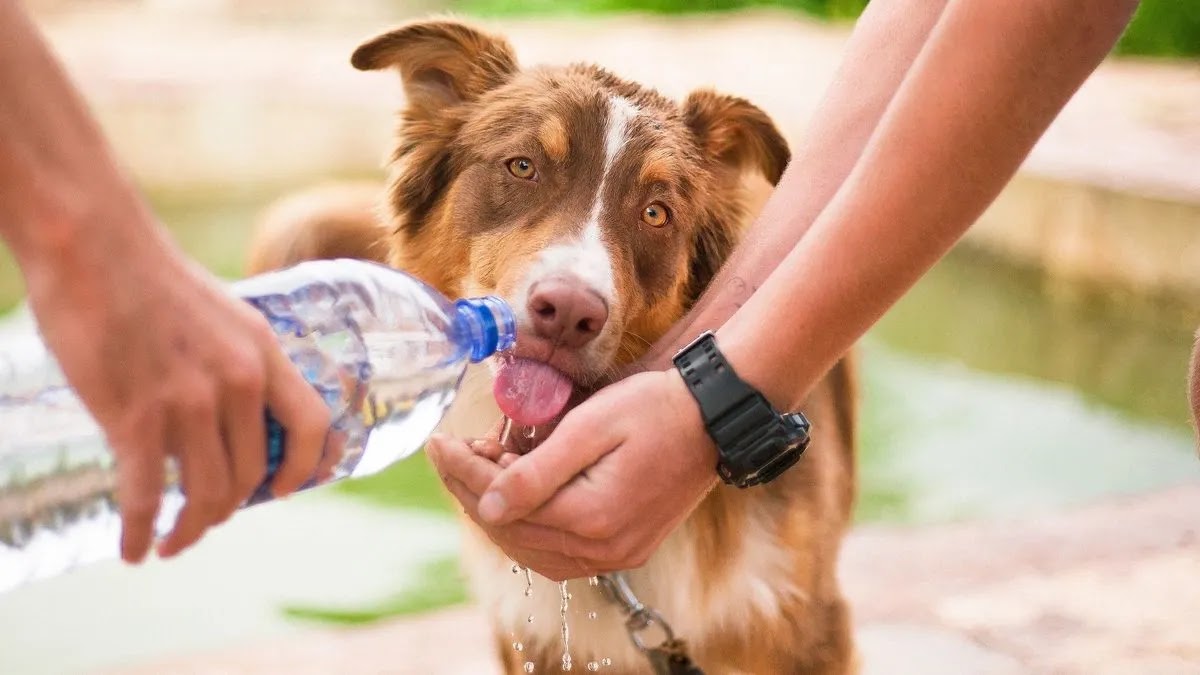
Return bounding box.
[20,219,331,564]
[427,369,719,581]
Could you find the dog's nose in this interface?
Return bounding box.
[527,278,608,348]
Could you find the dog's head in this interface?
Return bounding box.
[353,19,788,427]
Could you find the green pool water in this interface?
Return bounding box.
[0,189,1196,674]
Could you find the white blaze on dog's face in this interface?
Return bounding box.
[352,20,789,427]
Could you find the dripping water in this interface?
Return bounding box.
[560,581,572,671]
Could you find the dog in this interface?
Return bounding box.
[246,17,859,674]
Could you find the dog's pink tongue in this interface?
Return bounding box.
[493,358,574,427]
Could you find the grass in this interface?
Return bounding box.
[452,0,1200,58]
[1115,0,1200,59]
[454,0,867,20]
[281,556,469,625]
[331,450,456,513]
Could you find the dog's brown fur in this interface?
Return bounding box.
[246,18,858,674]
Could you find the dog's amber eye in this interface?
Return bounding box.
[507,157,536,180]
[642,202,670,227]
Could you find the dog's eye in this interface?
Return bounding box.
[641,202,670,227]
[506,157,537,180]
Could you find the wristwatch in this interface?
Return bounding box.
[672,330,811,488]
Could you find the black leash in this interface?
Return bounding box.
[596,573,705,675]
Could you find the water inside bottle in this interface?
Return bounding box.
[0,273,474,593]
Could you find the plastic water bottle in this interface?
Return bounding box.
[0,258,515,594]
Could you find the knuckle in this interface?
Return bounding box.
[301,406,332,441]
[225,355,265,395]
[627,550,652,569]
[506,464,541,499]
[581,513,617,540]
[248,315,279,344]
[195,482,233,515]
[613,536,642,565]
[174,383,216,416]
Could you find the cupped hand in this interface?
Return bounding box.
[426,369,719,581]
[22,222,331,564]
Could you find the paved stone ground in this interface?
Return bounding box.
[106,483,1200,674]
[23,5,1200,673]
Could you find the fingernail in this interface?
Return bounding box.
[479,492,507,523]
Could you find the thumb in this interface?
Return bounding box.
[478,402,620,525]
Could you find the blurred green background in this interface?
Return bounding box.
[454,0,1200,58]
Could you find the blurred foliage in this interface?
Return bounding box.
[454,0,1199,58]
[332,449,455,513]
[454,0,868,20]
[281,555,468,625]
[1113,0,1200,58]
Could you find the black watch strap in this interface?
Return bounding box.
[673,331,810,488]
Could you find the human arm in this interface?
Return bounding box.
[0,1,330,562]
[428,0,1142,580]
[638,0,954,373]
[715,0,1141,413]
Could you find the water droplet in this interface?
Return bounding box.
[561,655,573,671]
[512,564,521,574]
[524,662,535,673]
[525,587,534,597]
[587,611,598,620]
[500,416,514,447]
[588,576,600,587]
[527,614,535,623]
[524,425,537,440]
[513,642,524,652]
[587,662,600,672]
[566,592,573,600]
[601,658,612,666]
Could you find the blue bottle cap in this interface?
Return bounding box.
[455,296,517,362]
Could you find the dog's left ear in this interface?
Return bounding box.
[680,90,788,307]
[683,89,790,185]
[351,19,518,110]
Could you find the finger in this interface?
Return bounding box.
[440,463,616,566]
[469,438,507,462]
[220,364,267,505]
[429,434,501,494]
[112,418,167,564]
[312,428,347,485]
[158,390,235,558]
[443,477,596,578]
[263,346,331,498]
[478,404,622,525]
[498,452,520,468]
[429,435,581,530]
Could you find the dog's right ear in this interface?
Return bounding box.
[351,19,518,111]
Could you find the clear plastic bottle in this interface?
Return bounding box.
[0,258,515,594]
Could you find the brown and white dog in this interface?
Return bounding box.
[246,17,859,674]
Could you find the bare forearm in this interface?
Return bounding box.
[0,0,159,269]
[643,0,950,368]
[718,0,1140,410]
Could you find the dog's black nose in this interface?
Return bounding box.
[527,277,608,348]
